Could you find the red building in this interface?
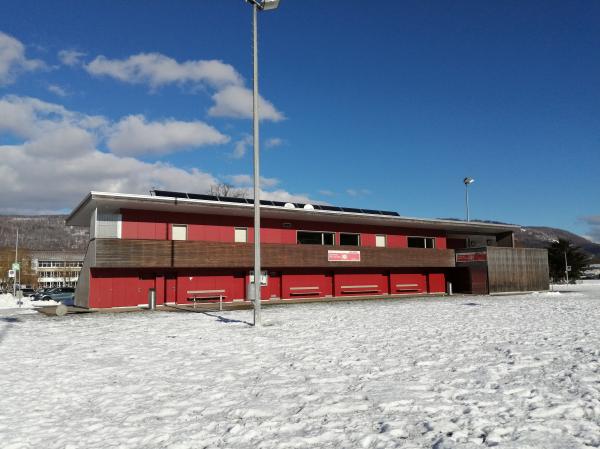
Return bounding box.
[67,191,549,309]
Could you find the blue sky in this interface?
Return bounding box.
[0,0,599,240]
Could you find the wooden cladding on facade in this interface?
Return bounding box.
[487,247,549,293]
[94,239,456,269]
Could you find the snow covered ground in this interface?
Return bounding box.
[0,293,58,312]
[1,283,600,448]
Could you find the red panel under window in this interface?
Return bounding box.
[390,272,427,294]
[281,272,333,298]
[333,271,389,297]
[428,273,446,293]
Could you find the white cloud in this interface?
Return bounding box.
[58,49,86,67]
[0,95,306,213]
[265,137,284,149]
[209,85,284,122]
[227,174,280,188]
[47,84,68,97]
[230,134,252,159]
[259,189,313,204]
[83,51,284,121]
[107,114,229,156]
[0,95,107,139]
[85,53,242,89]
[0,31,45,85]
[346,188,372,197]
[318,189,335,196]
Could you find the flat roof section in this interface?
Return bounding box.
[67,191,520,235]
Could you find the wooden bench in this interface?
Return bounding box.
[340,284,381,294]
[289,286,322,296]
[394,283,420,293]
[187,289,226,310]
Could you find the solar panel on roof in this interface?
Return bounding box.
[319,205,342,212]
[153,190,189,199]
[151,190,401,217]
[341,207,363,213]
[360,209,382,215]
[187,193,219,201]
[220,197,248,204]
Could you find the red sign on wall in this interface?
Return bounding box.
[456,251,487,263]
[328,250,361,262]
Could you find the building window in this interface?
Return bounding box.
[297,231,334,245]
[172,224,188,241]
[376,235,387,247]
[408,237,435,248]
[340,233,360,246]
[234,227,248,243]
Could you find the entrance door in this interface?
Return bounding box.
[165,276,177,303]
[266,271,281,300]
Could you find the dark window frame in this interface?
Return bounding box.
[407,236,436,249]
[339,232,361,246]
[297,230,335,245]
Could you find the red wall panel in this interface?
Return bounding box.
[176,270,245,303]
[281,271,333,299]
[428,272,446,293]
[333,271,389,297]
[390,272,427,294]
[90,268,155,308]
[119,209,448,249]
[387,235,408,248]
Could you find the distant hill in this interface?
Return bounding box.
[439,218,600,263]
[0,215,88,251]
[0,215,598,262]
[515,226,600,262]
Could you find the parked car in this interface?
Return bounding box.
[31,288,57,301]
[19,288,35,297]
[40,287,75,304]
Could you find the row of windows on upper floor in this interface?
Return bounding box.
[171,225,436,248]
[36,261,84,268]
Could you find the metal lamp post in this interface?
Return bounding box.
[463,177,474,221]
[246,0,281,327]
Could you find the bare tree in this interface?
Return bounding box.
[208,183,249,199]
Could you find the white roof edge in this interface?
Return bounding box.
[67,191,519,232]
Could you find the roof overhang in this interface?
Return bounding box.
[67,191,520,235]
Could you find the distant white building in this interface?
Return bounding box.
[30,251,84,288]
[583,264,600,279]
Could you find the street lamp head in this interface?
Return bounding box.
[463,177,475,185]
[262,0,281,10]
[247,0,281,10]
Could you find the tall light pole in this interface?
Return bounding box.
[246,0,281,327]
[463,177,475,221]
[13,228,18,297]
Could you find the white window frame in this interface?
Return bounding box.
[234,227,248,243]
[172,224,188,241]
[407,236,436,249]
[375,234,387,248]
[339,232,361,247]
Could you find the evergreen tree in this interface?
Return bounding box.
[548,239,591,282]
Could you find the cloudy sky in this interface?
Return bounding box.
[0,0,599,240]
